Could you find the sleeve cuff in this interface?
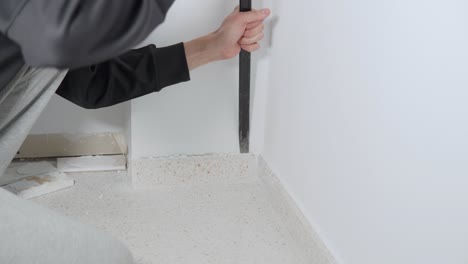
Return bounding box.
[154,42,191,88]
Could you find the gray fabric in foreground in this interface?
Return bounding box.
[0,67,133,264]
[0,189,134,264]
[0,66,67,178]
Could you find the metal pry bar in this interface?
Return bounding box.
[239,0,252,153]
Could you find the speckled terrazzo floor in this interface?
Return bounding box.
[31,171,309,264]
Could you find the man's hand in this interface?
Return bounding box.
[184,7,271,70]
[213,7,271,59]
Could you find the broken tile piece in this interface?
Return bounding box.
[0,161,57,186]
[3,171,74,199]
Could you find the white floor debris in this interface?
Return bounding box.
[2,171,74,199]
[1,161,75,199]
[32,171,312,264]
[0,161,57,186]
[1,155,126,198]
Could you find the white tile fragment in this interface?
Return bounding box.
[1,161,57,186]
[3,171,74,199]
[57,155,126,173]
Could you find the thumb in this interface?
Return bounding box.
[238,9,270,24]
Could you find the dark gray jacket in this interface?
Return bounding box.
[0,0,179,100]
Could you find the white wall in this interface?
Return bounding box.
[31,95,126,135]
[130,1,242,158]
[259,0,468,263]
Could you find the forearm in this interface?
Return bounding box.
[184,33,223,71]
[57,44,190,109]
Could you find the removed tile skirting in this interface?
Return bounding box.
[130,153,257,188]
[16,133,127,159]
[257,155,337,264]
[57,155,127,173]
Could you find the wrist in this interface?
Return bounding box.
[184,33,221,70]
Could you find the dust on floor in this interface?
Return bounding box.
[32,171,309,264]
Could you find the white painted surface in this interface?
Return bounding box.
[249,6,273,154]
[33,169,318,264]
[258,0,468,263]
[130,1,242,158]
[257,156,336,264]
[31,94,127,135]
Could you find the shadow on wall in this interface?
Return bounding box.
[31,95,126,135]
[251,0,277,84]
[249,0,280,153]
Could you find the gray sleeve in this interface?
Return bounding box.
[6,0,175,68]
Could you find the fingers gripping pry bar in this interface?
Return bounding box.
[239,0,252,153]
